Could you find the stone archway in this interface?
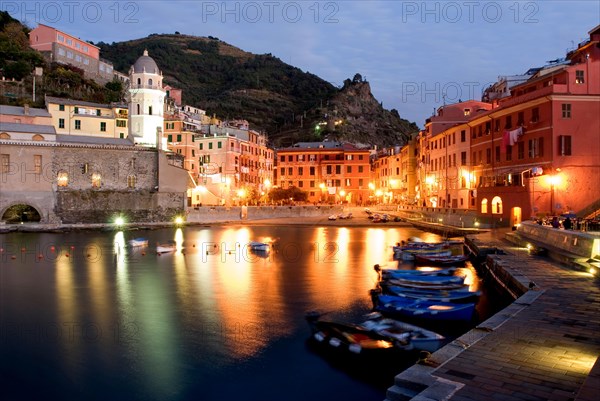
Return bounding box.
[1,204,42,223]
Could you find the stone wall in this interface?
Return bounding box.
[517,221,599,259]
[56,190,184,223]
[187,205,343,223]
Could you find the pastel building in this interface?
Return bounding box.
[468,25,600,225]
[45,96,128,139]
[28,24,114,83]
[276,142,371,205]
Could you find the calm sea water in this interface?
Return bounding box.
[0,225,498,401]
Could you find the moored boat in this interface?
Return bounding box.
[374,294,476,322]
[395,248,452,261]
[248,241,270,252]
[385,273,465,286]
[414,254,469,266]
[380,286,481,303]
[376,265,457,279]
[359,312,446,352]
[305,312,411,355]
[384,279,468,291]
[156,241,177,254]
[128,238,148,247]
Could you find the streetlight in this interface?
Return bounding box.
[339,190,346,204]
[319,182,326,203]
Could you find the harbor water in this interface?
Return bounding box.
[0,225,505,401]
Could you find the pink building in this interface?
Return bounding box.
[29,24,114,83]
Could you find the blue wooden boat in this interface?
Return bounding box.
[382,286,481,303]
[377,266,457,280]
[128,237,148,247]
[385,274,465,286]
[385,279,468,291]
[414,254,469,266]
[374,294,476,322]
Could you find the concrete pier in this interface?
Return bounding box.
[385,229,600,401]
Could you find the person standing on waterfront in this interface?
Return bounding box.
[551,216,560,228]
[563,217,572,230]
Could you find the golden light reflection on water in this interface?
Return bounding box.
[211,227,288,359]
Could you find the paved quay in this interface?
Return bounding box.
[385,229,600,401]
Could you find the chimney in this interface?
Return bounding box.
[24,104,30,115]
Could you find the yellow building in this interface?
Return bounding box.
[46,96,128,139]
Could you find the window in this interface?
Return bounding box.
[288,156,293,162]
[358,166,364,173]
[506,145,513,161]
[463,108,471,116]
[192,150,195,157]
[59,118,65,129]
[1,154,9,173]
[149,106,153,115]
[82,45,88,53]
[461,151,467,166]
[562,104,571,118]
[75,55,82,62]
[309,154,316,161]
[117,120,127,127]
[92,173,101,188]
[95,109,101,116]
[531,107,539,123]
[347,166,352,173]
[100,122,106,132]
[127,175,136,188]
[280,167,284,176]
[358,155,364,160]
[59,104,65,111]
[177,134,182,142]
[517,112,524,126]
[74,120,81,130]
[148,79,153,86]
[57,171,68,187]
[326,165,332,175]
[58,48,65,56]
[310,181,315,188]
[505,115,512,129]
[67,51,73,59]
[575,70,584,84]
[558,135,572,156]
[298,167,303,175]
[83,58,89,65]
[528,138,544,158]
[517,142,525,160]
[57,34,64,42]
[481,198,488,213]
[486,148,491,164]
[137,78,141,85]
[495,146,500,162]
[346,154,353,160]
[335,165,341,174]
[345,178,351,186]
[167,135,173,142]
[491,196,502,214]
[120,133,124,139]
[359,179,364,187]
[288,167,293,175]
[209,142,213,149]
[495,119,500,132]
[310,167,315,176]
[74,107,79,114]
[199,143,203,150]
[66,38,72,45]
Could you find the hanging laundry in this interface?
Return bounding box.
[508,127,523,146]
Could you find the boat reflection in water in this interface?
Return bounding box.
[0,225,500,401]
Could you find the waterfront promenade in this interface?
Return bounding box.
[385,228,600,401]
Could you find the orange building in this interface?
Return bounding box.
[276,142,371,205]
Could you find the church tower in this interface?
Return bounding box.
[128,50,165,147]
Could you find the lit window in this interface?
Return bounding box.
[92,173,101,188]
[575,70,584,84]
[481,198,488,213]
[57,171,68,187]
[491,196,503,214]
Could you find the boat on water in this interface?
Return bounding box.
[359,312,446,352]
[375,265,457,279]
[379,286,481,303]
[248,241,270,252]
[128,238,148,247]
[156,241,177,254]
[384,273,465,286]
[373,294,476,322]
[394,248,453,261]
[385,279,468,291]
[305,312,411,355]
[414,254,469,266]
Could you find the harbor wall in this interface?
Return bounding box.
[186,205,344,223]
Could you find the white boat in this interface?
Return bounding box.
[360,313,446,352]
[249,241,269,252]
[128,238,148,247]
[328,215,338,220]
[156,241,177,254]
